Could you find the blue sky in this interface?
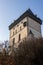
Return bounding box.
[0,0,43,41]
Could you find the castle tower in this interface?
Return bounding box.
[9,9,42,48]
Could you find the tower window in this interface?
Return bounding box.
[29,30,33,34]
[29,30,34,36]
[15,30,17,34]
[13,38,15,45]
[19,34,21,41]
[23,22,27,27]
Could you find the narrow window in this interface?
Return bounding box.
[15,30,17,34]
[13,38,15,45]
[29,30,33,34]
[19,34,21,41]
[13,31,14,35]
[23,22,27,27]
[29,30,34,37]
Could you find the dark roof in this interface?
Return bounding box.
[9,9,42,30]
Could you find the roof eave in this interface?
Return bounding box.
[9,9,42,30]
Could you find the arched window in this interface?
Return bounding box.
[15,30,17,34]
[20,26,22,30]
[13,38,15,45]
[29,30,34,36]
[23,22,27,27]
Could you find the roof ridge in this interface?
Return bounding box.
[9,9,42,30]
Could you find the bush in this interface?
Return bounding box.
[0,55,14,65]
[14,38,43,65]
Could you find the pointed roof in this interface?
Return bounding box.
[27,9,34,15]
[9,9,42,30]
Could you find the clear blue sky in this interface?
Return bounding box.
[0,0,43,41]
